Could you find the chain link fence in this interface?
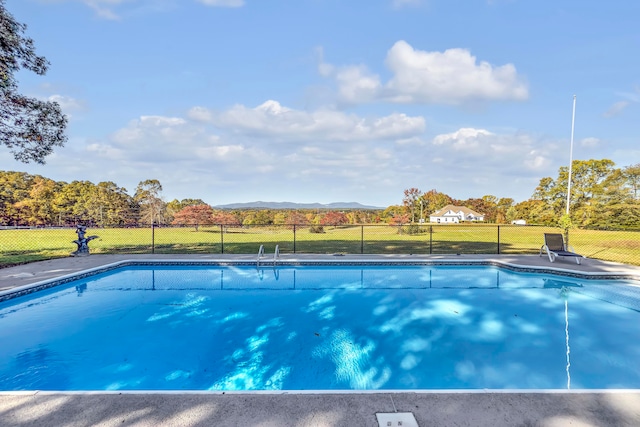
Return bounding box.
[1,224,639,266]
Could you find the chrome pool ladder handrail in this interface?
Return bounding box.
[257,244,265,267]
[257,244,279,267]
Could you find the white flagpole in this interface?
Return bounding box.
[565,95,577,216]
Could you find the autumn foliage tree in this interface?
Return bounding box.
[172,204,214,231]
[403,187,422,222]
[388,213,410,234]
[388,213,409,225]
[456,197,496,222]
[210,211,240,225]
[285,211,309,229]
[166,198,206,222]
[320,211,348,228]
[421,189,453,217]
[211,211,241,232]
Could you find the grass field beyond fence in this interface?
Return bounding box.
[1,224,639,267]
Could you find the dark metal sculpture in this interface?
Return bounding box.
[71,225,99,256]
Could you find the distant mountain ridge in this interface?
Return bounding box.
[214,201,384,210]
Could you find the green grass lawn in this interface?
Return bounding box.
[1,224,638,267]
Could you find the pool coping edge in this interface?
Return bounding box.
[1,257,638,304]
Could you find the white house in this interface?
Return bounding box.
[429,205,484,223]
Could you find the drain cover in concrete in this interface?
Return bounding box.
[376,412,419,427]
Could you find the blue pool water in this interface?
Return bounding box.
[1,265,640,391]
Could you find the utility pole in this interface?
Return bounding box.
[566,95,577,216]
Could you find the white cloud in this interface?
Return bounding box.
[315,46,335,77]
[431,127,555,173]
[87,1,123,20]
[71,114,272,193]
[187,106,214,122]
[395,136,426,146]
[41,0,242,20]
[32,93,87,118]
[47,95,87,116]
[3,102,563,206]
[196,0,245,7]
[335,66,382,104]
[385,41,528,103]
[603,101,630,118]
[619,86,640,103]
[39,0,137,20]
[580,137,600,148]
[188,100,426,141]
[433,128,494,150]
[320,40,528,105]
[24,102,428,204]
[404,127,562,199]
[604,86,640,118]
[94,116,198,162]
[82,0,130,20]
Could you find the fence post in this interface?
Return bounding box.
[497,225,500,254]
[361,225,364,254]
[293,224,297,253]
[429,225,433,254]
[220,224,224,254]
[151,222,155,254]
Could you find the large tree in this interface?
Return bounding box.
[165,198,206,223]
[285,211,309,228]
[402,187,422,222]
[134,179,166,225]
[52,180,95,225]
[13,175,58,225]
[90,181,135,226]
[172,204,214,231]
[211,210,241,233]
[0,1,67,163]
[320,211,348,227]
[624,163,640,200]
[0,170,33,224]
[420,189,453,217]
[457,197,495,222]
[529,159,640,227]
[495,197,514,224]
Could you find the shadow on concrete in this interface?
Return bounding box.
[1,392,640,427]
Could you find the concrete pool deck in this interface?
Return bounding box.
[1,254,640,427]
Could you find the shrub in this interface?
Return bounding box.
[309,225,325,233]
[402,224,424,235]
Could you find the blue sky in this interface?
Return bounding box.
[3,0,639,207]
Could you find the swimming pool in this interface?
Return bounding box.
[1,263,639,391]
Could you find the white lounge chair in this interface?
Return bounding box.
[540,233,584,265]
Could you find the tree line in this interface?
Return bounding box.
[395,159,640,229]
[0,173,381,228]
[1,159,638,229]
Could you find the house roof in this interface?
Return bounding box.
[430,204,484,218]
